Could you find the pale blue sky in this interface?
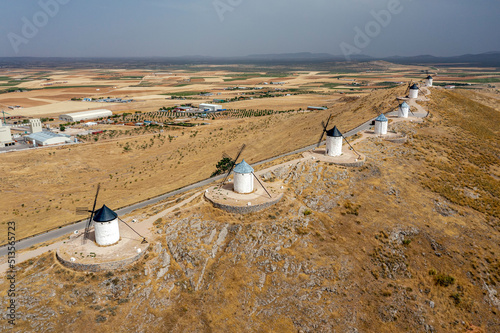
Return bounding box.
[0,0,498,57]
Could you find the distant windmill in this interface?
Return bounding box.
[398,101,416,118]
[317,115,361,159]
[425,75,433,87]
[77,184,147,245]
[220,145,272,198]
[405,82,424,99]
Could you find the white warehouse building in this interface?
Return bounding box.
[0,119,13,146]
[26,131,72,146]
[199,104,223,112]
[59,109,113,122]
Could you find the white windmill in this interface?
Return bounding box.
[79,184,147,246]
[374,114,388,135]
[425,75,433,87]
[233,159,254,194]
[409,83,419,99]
[398,102,410,118]
[317,116,361,159]
[220,146,272,198]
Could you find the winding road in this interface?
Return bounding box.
[0,102,429,262]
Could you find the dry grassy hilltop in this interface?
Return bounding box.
[0,88,498,332]
[0,87,402,243]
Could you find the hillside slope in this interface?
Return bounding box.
[0,86,404,243]
[1,89,499,332]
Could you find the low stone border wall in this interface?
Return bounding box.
[56,245,149,272]
[204,193,284,214]
[385,136,407,144]
[332,159,366,168]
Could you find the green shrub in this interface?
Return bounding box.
[435,273,455,287]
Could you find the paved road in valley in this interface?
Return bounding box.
[0,110,425,257]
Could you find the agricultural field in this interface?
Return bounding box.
[0,84,499,332]
[1,62,499,243]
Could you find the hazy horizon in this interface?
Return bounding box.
[1,0,499,59]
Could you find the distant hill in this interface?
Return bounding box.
[384,51,500,67]
[0,52,499,67]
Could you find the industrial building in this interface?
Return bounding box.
[59,109,113,122]
[308,106,328,111]
[0,119,13,147]
[29,119,42,133]
[199,104,223,112]
[26,131,72,146]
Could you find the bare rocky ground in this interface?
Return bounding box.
[1,91,499,333]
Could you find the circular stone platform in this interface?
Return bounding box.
[56,222,149,272]
[205,179,284,214]
[303,145,366,167]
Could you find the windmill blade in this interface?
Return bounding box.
[76,207,91,215]
[252,173,272,199]
[90,183,101,215]
[317,130,326,148]
[405,81,413,95]
[83,183,101,243]
[221,162,236,185]
[341,135,362,160]
[118,217,148,244]
[233,144,246,165]
[409,106,416,116]
[221,144,246,185]
[317,115,332,147]
[324,114,332,130]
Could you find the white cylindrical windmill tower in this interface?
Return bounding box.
[325,126,343,157]
[93,205,120,246]
[233,159,254,194]
[409,83,419,99]
[398,102,410,118]
[374,114,388,135]
[425,75,433,87]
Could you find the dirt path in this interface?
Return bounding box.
[0,191,204,276]
[0,91,433,275]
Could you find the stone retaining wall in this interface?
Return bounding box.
[204,193,284,214]
[333,159,366,168]
[56,245,149,272]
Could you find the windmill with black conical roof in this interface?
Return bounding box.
[317,116,361,159]
[77,184,147,246]
[425,75,433,87]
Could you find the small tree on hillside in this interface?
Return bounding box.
[211,157,234,177]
